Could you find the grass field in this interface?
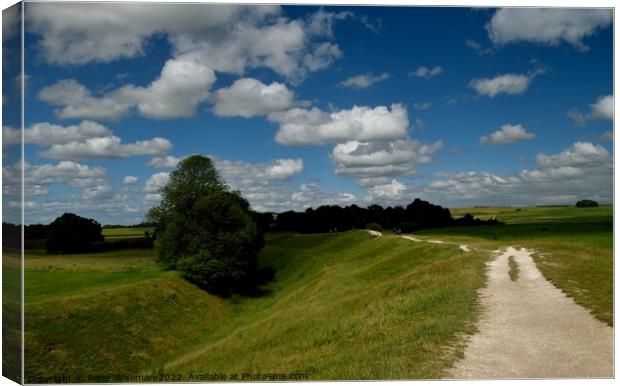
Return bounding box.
[450,204,612,225]
[22,204,613,381]
[101,227,154,240]
[24,232,487,381]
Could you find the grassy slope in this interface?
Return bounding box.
[424,205,613,325]
[25,231,487,381]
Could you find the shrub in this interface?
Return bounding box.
[576,199,599,208]
[365,222,383,231]
[45,213,103,253]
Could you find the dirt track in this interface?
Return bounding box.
[448,247,613,379]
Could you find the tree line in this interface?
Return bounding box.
[255,199,501,234]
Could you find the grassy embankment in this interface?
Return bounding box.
[25,231,486,381]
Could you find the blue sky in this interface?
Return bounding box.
[2,4,614,224]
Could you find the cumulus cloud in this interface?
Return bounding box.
[470,73,533,97]
[147,155,186,168]
[567,95,613,126]
[367,179,408,201]
[479,123,536,146]
[212,78,296,118]
[144,172,171,193]
[331,139,442,186]
[123,176,139,185]
[487,8,612,51]
[39,136,172,160]
[39,56,216,120]
[217,158,303,181]
[421,141,612,206]
[535,141,610,168]
[38,79,132,120]
[302,42,343,73]
[26,4,280,65]
[590,95,613,120]
[291,182,356,208]
[3,120,111,147]
[410,66,443,79]
[3,160,108,197]
[269,103,410,145]
[339,72,389,89]
[28,4,348,83]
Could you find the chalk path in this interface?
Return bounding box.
[448,246,613,379]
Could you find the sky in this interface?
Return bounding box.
[1,3,614,225]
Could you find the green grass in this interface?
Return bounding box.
[25,231,488,381]
[418,205,613,326]
[508,257,519,282]
[102,227,154,240]
[23,205,613,380]
[450,204,612,225]
[3,252,22,384]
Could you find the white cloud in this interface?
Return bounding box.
[413,101,432,110]
[3,160,108,197]
[339,72,389,89]
[487,8,612,51]
[518,166,585,182]
[479,123,536,146]
[410,66,443,79]
[269,103,410,145]
[39,136,172,160]
[536,141,610,168]
[291,182,356,208]
[331,139,442,186]
[2,4,19,43]
[212,78,296,118]
[590,95,613,120]
[367,179,408,201]
[26,3,280,65]
[123,176,139,185]
[38,79,132,120]
[216,158,303,181]
[305,9,353,37]
[28,3,350,84]
[567,95,613,126]
[470,73,532,97]
[3,120,111,147]
[147,155,186,168]
[144,172,171,193]
[419,141,612,207]
[302,42,343,73]
[39,56,216,120]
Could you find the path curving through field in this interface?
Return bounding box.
[448,246,613,379]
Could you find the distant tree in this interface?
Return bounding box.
[146,155,264,296]
[576,199,599,208]
[45,213,103,253]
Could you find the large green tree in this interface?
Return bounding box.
[147,155,264,296]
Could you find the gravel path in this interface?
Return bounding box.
[448,246,613,379]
